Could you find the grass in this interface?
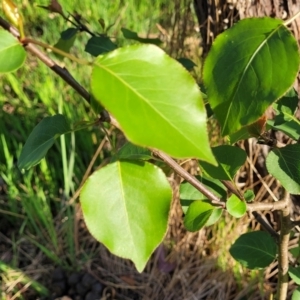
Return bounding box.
[0,0,288,299]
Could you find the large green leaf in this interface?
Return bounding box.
[80,160,172,272]
[230,231,277,269]
[91,44,216,163]
[0,30,26,73]
[200,145,247,180]
[203,18,299,136]
[266,144,300,194]
[18,115,71,170]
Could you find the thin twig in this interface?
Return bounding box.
[252,211,279,240]
[277,191,291,300]
[0,16,91,104]
[151,149,226,208]
[247,200,287,212]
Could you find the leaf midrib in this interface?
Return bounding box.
[222,24,283,134]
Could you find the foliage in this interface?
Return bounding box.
[1,0,300,299]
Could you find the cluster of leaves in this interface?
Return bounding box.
[2,1,300,296]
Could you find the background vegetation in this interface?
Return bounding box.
[0,0,296,299]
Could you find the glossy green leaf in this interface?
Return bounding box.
[183,200,214,232]
[80,160,172,272]
[176,58,196,71]
[111,142,152,162]
[91,44,215,163]
[292,287,300,300]
[0,30,26,73]
[18,115,71,170]
[226,194,246,218]
[230,231,277,269]
[200,145,247,180]
[289,267,300,285]
[266,144,300,194]
[180,175,226,213]
[85,36,117,57]
[203,18,299,136]
[121,28,162,45]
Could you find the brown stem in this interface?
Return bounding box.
[277,192,291,300]
[151,149,226,208]
[0,16,91,105]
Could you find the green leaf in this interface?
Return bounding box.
[121,28,162,45]
[244,190,255,202]
[111,142,152,161]
[91,44,216,163]
[54,28,77,55]
[205,208,223,226]
[80,160,172,272]
[18,115,71,170]
[289,267,300,285]
[229,231,277,269]
[183,200,214,232]
[203,18,299,136]
[61,28,78,40]
[226,194,246,218]
[200,145,247,180]
[292,287,300,300]
[273,88,299,125]
[85,36,117,57]
[176,58,197,71]
[266,144,300,194]
[267,119,300,141]
[0,30,26,73]
[180,175,226,213]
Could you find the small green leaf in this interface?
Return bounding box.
[226,194,246,218]
[183,200,214,232]
[176,58,197,71]
[267,119,300,141]
[0,30,26,73]
[292,287,300,300]
[54,28,77,56]
[289,267,300,285]
[266,144,300,194]
[273,88,298,124]
[200,145,247,180]
[204,18,299,136]
[18,115,71,170]
[85,36,117,57]
[205,208,223,226]
[244,190,255,202]
[61,28,78,40]
[230,231,277,269]
[121,28,162,45]
[80,160,172,272]
[111,142,152,162]
[180,175,226,213]
[91,44,216,163]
